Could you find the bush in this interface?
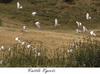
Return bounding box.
[66,37,100,67]
[0,0,13,3]
[64,0,74,4]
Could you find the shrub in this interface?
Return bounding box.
[0,0,13,3]
[66,37,100,67]
[64,0,75,4]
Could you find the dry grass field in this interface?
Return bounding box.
[0,0,100,67]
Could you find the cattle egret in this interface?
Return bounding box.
[23,26,26,30]
[1,46,4,50]
[17,2,23,9]
[86,13,91,20]
[27,45,31,48]
[76,21,82,27]
[35,21,41,29]
[54,18,60,27]
[90,31,96,36]
[76,21,83,33]
[22,26,28,32]
[37,52,41,56]
[15,37,19,41]
[32,12,37,16]
[15,37,22,43]
[83,26,88,32]
[54,18,58,27]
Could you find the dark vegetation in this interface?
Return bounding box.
[0,0,13,3]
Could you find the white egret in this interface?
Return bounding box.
[37,52,41,56]
[23,26,26,30]
[15,37,21,43]
[17,2,23,9]
[86,13,91,20]
[76,21,82,27]
[82,26,88,32]
[1,46,4,50]
[54,18,60,27]
[90,31,96,36]
[22,26,28,32]
[15,37,19,41]
[32,12,37,16]
[27,44,31,48]
[35,21,41,29]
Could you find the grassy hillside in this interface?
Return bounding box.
[0,0,100,67]
[0,0,100,31]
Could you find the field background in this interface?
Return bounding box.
[0,0,100,67]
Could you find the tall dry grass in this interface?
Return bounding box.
[0,36,100,67]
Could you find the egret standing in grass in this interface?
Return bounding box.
[1,46,4,50]
[35,21,41,29]
[54,18,60,27]
[22,26,28,32]
[15,37,19,41]
[90,31,96,36]
[82,26,88,32]
[76,21,83,33]
[76,21,82,27]
[37,52,41,56]
[32,12,37,16]
[86,13,91,20]
[27,44,31,48]
[0,45,4,50]
[15,37,21,43]
[17,1,23,9]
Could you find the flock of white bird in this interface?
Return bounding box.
[76,13,96,36]
[0,1,98,64]
[16,1,96,36]
[17,1,60,31]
